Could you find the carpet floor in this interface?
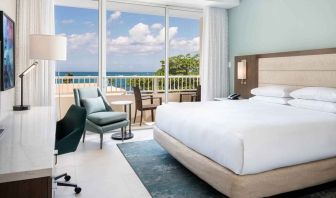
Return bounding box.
[118,140,336,198]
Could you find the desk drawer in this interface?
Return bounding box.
[0,176,52,198]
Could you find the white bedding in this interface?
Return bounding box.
[155,100,336,175]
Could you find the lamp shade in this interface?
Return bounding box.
[237,60,247,80]
[29,34,67,60]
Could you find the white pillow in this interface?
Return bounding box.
[290,87,336,103]
[249,96,291,105]
[251,86,294,98]
[288,99,336,113]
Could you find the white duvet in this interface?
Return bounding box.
[155,100,336,175]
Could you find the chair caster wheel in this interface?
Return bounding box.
[75,187,81,194]
[64,175,71,182]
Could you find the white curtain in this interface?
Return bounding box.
[15,0,55,106]
[200,7,229,101]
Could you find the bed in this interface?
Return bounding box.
[156,100,336,175]
[153,48,336,198]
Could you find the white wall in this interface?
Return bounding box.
[0,0,16,114]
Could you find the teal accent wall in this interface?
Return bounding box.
[228,0,336,92]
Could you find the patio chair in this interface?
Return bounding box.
[191,85,201,102]
[133,86,162,126]
[180,85,201,102]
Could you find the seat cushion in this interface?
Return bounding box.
[87,111,127,125]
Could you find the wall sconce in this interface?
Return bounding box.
[237,60,247,85]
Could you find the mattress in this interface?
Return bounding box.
[155,100,336,175]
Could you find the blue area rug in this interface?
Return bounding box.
[117,140,336,198]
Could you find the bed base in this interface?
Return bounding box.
[153,126,336,198]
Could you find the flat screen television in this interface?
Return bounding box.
[0,11,15,91]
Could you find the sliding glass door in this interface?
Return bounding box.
[168,10,201,102]
[55,2,99,118]
[104,3,166,125]
[54,0,202,123]
[105,4,165,96]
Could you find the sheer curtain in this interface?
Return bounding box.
[200,7,229,101]
[15,0,55,106]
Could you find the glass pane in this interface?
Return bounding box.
[168,14,201,102]
[55,3,99,119]
[106,3,165,127]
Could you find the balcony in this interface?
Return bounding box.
[55,75,200,123]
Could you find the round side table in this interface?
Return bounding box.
[110,101,134,140]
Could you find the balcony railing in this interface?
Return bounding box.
[56,75,200,95]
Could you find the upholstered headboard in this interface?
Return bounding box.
[234,48,336,98]
[259,52,336,89]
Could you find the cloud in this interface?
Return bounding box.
[107,23,181,54]
[63,32,98,54]
[151,23,163,30]
[61,19,75,24]
[61,22,199,55]
[108,11,121,22]
[171,37,200,52]
[157,27,178,43]
[128,23,153,43]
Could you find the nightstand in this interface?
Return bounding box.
[214,97,228,101]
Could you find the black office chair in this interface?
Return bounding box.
[54,105,87,194]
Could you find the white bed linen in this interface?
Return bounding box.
[155,100,336,175]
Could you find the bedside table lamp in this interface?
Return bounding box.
[13,34,67,111]
[237,60,247,85]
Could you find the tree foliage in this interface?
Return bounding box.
[155,53,199,76]
[129,54,200,90]
[63,72,74,83]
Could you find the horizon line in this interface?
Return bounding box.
[56,71,155,73]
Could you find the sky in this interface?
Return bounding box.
[55,6,200,72]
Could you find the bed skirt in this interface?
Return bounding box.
[153,126,336,198]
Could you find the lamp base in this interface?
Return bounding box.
[13,105,30,111]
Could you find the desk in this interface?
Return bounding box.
[0,106,56,198]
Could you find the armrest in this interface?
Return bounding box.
[141,95,153,98]
[180,93,196,96]
[142,96,161,100]
[55,128,83,155]
[141,96,162,105]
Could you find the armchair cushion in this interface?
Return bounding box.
[87,111,127,125]
[81,97,106,114]
[78,87,99,99]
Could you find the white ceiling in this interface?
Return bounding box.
[55,0,240,11]
[112,0,240,9]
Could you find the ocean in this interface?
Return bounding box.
[56,71,155,77]
[56,72,157,90]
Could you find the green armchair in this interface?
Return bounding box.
[73,87,129,149]
[54,105,87,194]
